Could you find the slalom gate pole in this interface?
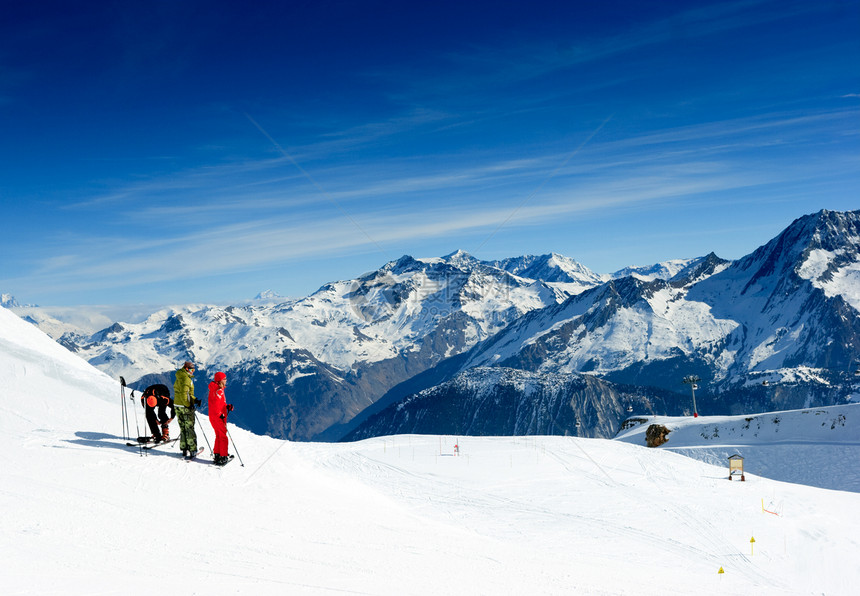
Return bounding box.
[226,425,245,467]
[193,410,213,453]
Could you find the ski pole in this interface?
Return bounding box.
[130,389,142,442]
[226,425,245,467]
[120,377,128,441]
[130,389,145,456]
[193,410,213,453]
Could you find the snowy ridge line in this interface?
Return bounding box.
[666,440,860,448]
[615,403,860,446]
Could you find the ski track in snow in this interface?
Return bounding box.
[302,437,814,594]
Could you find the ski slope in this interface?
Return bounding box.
[614,406,860,493]
[1,305,859,595]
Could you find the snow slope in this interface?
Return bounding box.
[614,405,860,492]
[2,304,859,595]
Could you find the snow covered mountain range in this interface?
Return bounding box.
[345,210,860,440]
[8,209,860,442]
[14,250,568,440]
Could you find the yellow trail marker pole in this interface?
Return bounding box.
[750,536,756,556]
[718,567,725,577]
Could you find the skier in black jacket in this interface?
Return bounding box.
[140,384,175,443]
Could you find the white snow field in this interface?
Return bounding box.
[2,304,859,595]
[614,405,860,493]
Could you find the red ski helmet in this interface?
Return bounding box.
[214,371,226,383]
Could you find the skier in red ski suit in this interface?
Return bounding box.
[207,371,233,465]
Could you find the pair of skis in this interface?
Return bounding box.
[126,437,179,450]
[213,454,236,467]
[124,437,199,459]
[184,446,206,461]
[186,449,235,467]
[129,442,232,467]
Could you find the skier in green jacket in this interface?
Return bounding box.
[173,361,200,458]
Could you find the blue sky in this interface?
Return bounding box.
[1,0,858,306]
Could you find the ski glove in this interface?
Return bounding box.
[194,399,202,408]
[220,414,226,420]
[226,404,234,412]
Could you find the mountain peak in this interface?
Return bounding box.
[612,257,705,282]
[255,290,286,301]
[491,253,603,285]
[442,250,479,266]
[1,293,20,308]
[668,253,731,285]
[737,209,860,291]
[1,293,37,308]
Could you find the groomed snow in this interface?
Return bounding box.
[2,305,859,595]
[614,406,860,492]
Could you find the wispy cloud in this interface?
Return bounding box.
[10,144,809,300]
[64,89,847,244]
